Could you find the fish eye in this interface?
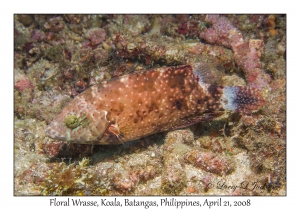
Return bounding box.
[64,115,80,129]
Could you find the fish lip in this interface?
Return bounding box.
[45,126,52,137]
[45,126,54,138]
[45,124,62,139]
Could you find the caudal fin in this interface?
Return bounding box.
[220,86,265,113]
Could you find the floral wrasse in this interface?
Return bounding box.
[46,63,265,144]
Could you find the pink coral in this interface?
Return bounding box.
[14,77,33,92]
[185,150,234,176]
[200,15,269,89]
[84,27,106,46]
[31,29,45,42]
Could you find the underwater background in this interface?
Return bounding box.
[14,14,286,196]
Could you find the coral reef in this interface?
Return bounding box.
[199,15,271,90]
[161,130,193,194]
[84,27,106,46]
[14,14,286,196]
[185,150,235,176]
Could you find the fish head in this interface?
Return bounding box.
[46,96,110,144]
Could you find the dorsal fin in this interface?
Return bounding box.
[191,62,225,85]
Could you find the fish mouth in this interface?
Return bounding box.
[45,125,65,140]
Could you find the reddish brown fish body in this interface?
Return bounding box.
[46,63,265,144]
[98,64,224,144]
